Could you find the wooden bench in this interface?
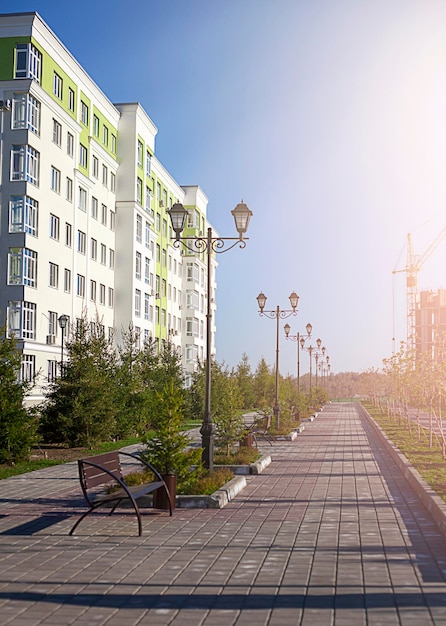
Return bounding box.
[70,450,173,536]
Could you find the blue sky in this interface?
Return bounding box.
[4,0,446,376]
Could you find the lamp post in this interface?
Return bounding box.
[168,200,252,470]
[301,338,322,395]
[58,314,69,371]
[283,322,312,394]
[256,291,299,430]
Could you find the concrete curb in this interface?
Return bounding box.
[182,476,247,509]
[360,404,446,538]
[249,454,272,475]
[135,455,271,510]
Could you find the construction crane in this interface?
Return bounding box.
[393,227,446,352]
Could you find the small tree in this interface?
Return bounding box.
[40,317,117,448]
[190,360,245,455]
[140,380,201,481]
[0,324,37,464]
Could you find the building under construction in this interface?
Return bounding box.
[415,289,446,360]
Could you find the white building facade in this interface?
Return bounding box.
[0,12,216,399]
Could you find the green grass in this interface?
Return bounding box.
[363,402,446,503]
[0,459,62,479]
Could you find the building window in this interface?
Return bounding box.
[103,125,109,147]
[91,238,97,260]
[135,252,141,280]
[144,293,150,320]
[108,287,114,307]
[8,247,37,287]
[110,211,116,231]
[64,268,71,293]
[79,144,88,169]
[9,196,38,236]
[49,262,59,288]
[145,257,150,284]
[65,222,72,247]
[100,244,107,265]
[20,355,36,383]
[144,221,150,248]
[48,360,58,383]
[78,187,87,212]
[15,43,41,82]
[110,172,116,193]
[80,101,88,126]
[99,284,106,305]
[77,274,85,297]
[136,214,142,242]
[7,301,36,339]
[146,151,152,175]
[48,311,58,337]
[92,155,99,178]
[111,133,117,154]
[186,262,199,282]
[136,177,143,205]
[77,230,86,254]
[49,214,60,240]
[66,177,73,202]
[145,187,152,211]
[137,140,143,168]
[185,345,198,364]
[91,196,98,219]
[90,280,97,302]
[102,164,108,187]
[93,114,99,136]
[101,204,107,226]
[135,289,141,317]
[68,87,75,112]
[67,132,74,157]
[186,317,199,337]
[53,72,63,99]
[109,249,115,269]
[12,94,40,134]
[52,119,62,146]
[11,145,40,185]
[51,166,61,193]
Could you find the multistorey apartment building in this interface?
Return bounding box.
[0,12,216,400]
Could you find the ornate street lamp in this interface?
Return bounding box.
[168,200,252,470]
[301,337,321,395]
[58,314,69,371]
[284,322,312,394]
[256,291,299,429]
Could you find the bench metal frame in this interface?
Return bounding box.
[70,450,173,536]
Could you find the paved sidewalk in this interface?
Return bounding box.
[0,402,446,625]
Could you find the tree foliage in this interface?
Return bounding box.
[39,318,117,447]
[0,324,38,464]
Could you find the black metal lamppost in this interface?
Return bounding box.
[314,344,326,389]
[58,314,69,371]
[168,200,252,470]
[301,337,322,395]
[318,354,330,392]
[283,322,312,394]
[256,291,299,430]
